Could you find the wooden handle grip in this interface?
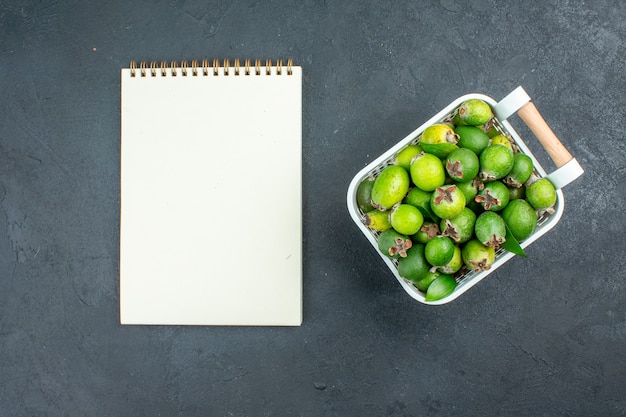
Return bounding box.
[517,102,573,168]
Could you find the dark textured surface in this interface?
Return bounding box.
[1,1,625,415]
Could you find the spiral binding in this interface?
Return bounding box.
[129,58,294,77]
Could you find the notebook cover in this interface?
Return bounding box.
[120,62,302,326]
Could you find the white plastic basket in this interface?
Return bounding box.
[347,86,584,305]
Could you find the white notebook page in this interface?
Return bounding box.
[120,63,302,325]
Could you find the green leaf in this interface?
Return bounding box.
[425,274,457,301]
[501,223,528,258]
[420,142,459,159]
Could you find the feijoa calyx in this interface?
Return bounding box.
[430,184,466,219]
[474,211,507,248]
[461,239,495,272]
[413,221,440,244]
[446,148,480,182]
[475,181,510,212]
[378,229,412,259]
[441,207,476,244]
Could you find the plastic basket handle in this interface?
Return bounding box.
[494,86,584,189]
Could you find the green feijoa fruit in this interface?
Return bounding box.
[420,124,458,146]
[410,152,446,192]
[378,229,412,259]
[474,211,507,248]
[504,153,534,188]
[501,199,537,241]
[413,221,440,244]
[456,179,480,203]
[404,187,431,207]
[440,207,476,244]
[475,181,510,212]
[362,210,392,232]
[430,184,466,219]
[397,244,429,282]
[445,148,480,182]
[389,203,424,235]
[424,236,455,267]
[479,144,515,181]
[456,125,490,155]
[394,144,423,171]
[461,239,496,273]
[414,270,440,292]
[404,188,438,221]
[425,274,457,302]
[438,245,463,274]
[456,99,493,126]
[356,179,375,212]
[371,165,410,211]
[489,134,513,151]
[526,178,557,211]
[508,185,526,200]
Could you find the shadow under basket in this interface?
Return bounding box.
[347,86,584,305]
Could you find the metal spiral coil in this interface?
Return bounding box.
[129,58,294,77]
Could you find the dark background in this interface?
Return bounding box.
[1,1,624,416]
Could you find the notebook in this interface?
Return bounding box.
[120,59,302,326]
